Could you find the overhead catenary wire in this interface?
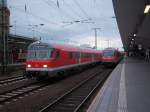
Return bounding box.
[93,0,97,3]
[10,24,54,40]
[42,0,64,20]
[92,0,103,22]
[10,1,96,30]
[62,0,84,19]
[43,0,94,28]
[9,5,60,26]
[43,0,76,20]
[73,0,91,20]
[25,0,32,28]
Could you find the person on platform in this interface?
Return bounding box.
[145,48,150,62]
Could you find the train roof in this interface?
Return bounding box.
[29,41,101,53]
[103,47,118,51]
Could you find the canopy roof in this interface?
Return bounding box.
[113,0,150,50]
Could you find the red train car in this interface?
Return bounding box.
[25,41,102,79]
[101,48,122,66]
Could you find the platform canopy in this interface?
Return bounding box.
[112,0,150,51]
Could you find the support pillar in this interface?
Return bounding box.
[0,0,10,74]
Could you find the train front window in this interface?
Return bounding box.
[27,45,53,60]
[27,50,36,59]
[103,50,114,57]
[36,50,52,60]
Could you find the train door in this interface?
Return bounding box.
[68,52,73,64]
[92,53,94,62]
[75,52,80,64]
[54,49,61,66]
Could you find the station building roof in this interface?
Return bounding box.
[8,34,37,44]
[112,0,150,50]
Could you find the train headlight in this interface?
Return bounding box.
[43,65,48,68]
[27,64,31,68]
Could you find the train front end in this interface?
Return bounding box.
[102,49,118,65]
[25,42,54,78]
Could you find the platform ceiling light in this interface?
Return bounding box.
[133,34,136,37]
[144,5,150,14]
[132,38,134,41]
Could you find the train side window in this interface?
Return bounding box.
[81,53,84,58]
[69,52,73,59]
[82,53,83,58]
[114,51,117,56]
[99,54,102,58]
[97,54,98,58]
[117,52,119,56]
[50,50,54,58]
[75,52,79,59]
[90,53,92,58]
[55,51,60,59]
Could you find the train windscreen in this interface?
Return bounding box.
[103,50,114,57]
[27,45,53,60]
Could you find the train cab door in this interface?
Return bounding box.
[92,54,94,62]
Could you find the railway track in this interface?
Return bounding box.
[0,65,103,107]
[0,81,49,105]
[0,76,26,86]
[39,68,112,112]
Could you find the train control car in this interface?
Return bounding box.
[101,48,122,66]
[25,41,102,79]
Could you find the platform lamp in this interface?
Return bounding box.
[131,33,136,41]
[131,34,136,42]
[144,4,150,14]
[128,34,135,49]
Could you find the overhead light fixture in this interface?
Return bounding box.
[144,5,150,14]
[132,38,134,41]
[133,34,136,37]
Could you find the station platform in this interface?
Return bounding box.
[87,58,150,112]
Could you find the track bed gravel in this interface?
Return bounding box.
[0,65,104,112]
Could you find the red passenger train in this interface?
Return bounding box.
[25,41,102,79]
[101,48,122,66]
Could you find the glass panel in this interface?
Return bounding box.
[27,50,36,60]
[103,50,114,57]
[27,45,53,60]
